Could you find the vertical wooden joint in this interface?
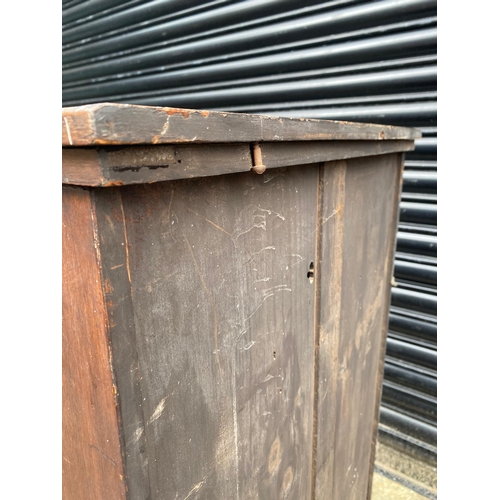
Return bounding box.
[251,142,267,174]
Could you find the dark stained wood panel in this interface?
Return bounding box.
[365,154,405,500]
[314,155,403,500]
[62,187,126,500]
[93,188,151,500]
[63,141,415,187]
[313,160,347,500]
[95,165,321,499]
[62,103,421,146]
[260,140,414,169]
[63,144,253,187]
[61,101,414,500]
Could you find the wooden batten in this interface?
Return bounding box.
[62,103,421,147]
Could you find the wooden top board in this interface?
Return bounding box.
[62,103,421,146]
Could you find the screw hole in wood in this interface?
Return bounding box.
[307,262,314,283]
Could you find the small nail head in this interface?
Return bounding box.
[252,164,267,174]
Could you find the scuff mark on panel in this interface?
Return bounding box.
[243,246,275,266]
[63,117,73,146]
[321,207,341,225]
[187,207,231,236]
[131,426,144,443]
[258,207,285,221]
[240,340,256,351]
[89,444,118,467]
[242,285,292,324]
[254,277,271,283]
[119,194,132,284]
[181,472,211,500]
[231,204,270,243]
[148,396,169,425]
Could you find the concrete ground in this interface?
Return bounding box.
[370,441,437,499]
[371,472,429,500]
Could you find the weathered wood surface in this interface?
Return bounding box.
[62,103,421,147]
[365,154,405,500]
[62,148,102,185]
[61,100,408,497]
[94,165,320,499]
[313,154,403,500]
[62,187,126,500]
[260,140,414,169]
[62,144,252,186]
[63,140,415,187]
[93,189,151,500]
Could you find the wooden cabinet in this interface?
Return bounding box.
[62,103,418,500]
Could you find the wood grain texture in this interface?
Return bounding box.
[260,140,415,169]
[313,154,402,500]
[62,103,421,146]
[93,188,151,500]
[365,153,405,500]
[312,160,346,500]
[62,149,103,185]
[63,141,415,187]
[95,165,320,499]
[63,144,253,187]
[62,186,126,500]
[62,107,95,146]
